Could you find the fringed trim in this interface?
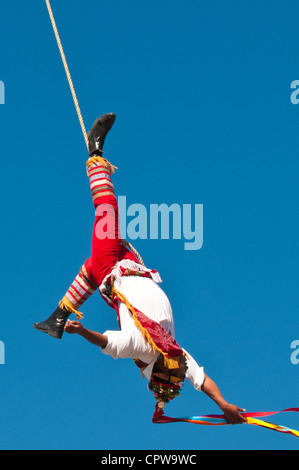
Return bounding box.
[112,287,179,369]
[99,258,162,307]
[59,296,84,320]
[86,155,118,175]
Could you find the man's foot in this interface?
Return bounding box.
[88,113,116,156]
[33,307,70,340]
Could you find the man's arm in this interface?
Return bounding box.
[65,323,246,425]
[64,320,108,348]
[201,374,246,424]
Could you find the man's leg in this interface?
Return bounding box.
[32,259,99,339]
[87,159,121,286]
[33,113,117,339]
[57,157,121,317]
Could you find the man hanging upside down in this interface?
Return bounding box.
[33,113,246,425]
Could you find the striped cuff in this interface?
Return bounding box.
[60,263,98,318]
[86,155,116,203]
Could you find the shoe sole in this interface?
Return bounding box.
[33,324,62,340]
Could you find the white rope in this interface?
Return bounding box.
[45,0,89,150]
[44,0,145,266]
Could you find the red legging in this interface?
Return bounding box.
[85,158,137,287]
[90,194,137,286]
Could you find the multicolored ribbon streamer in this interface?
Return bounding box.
[153,407,299,438]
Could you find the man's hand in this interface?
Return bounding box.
[220,403,247,425]
[64,321,108,348]
[201,375,246,425]
[64,320,84,335]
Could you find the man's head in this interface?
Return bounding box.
[149,353,188,409]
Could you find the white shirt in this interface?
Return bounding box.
[101,275,205,391]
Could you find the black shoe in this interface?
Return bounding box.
[33,307,70,340]
[88,113,116,156]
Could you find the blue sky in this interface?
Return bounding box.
[0,0,299,450]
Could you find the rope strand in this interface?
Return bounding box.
[44,0,145,267]
[121,240,145,266]
[45,0,89,150]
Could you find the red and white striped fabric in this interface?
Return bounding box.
[62,262,98,313]
[87,160,115,203]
